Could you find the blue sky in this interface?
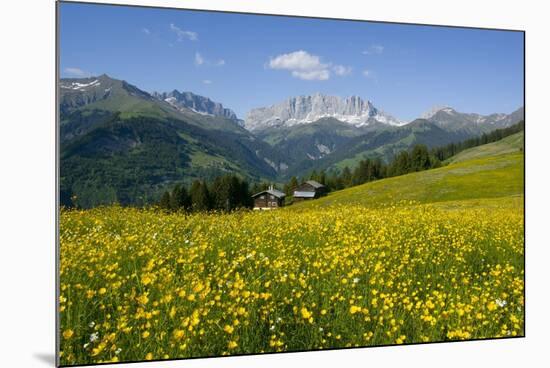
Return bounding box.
[60,2,524,122]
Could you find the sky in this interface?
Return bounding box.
[59,2,524,122]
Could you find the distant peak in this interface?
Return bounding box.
[421,105,454,119]
[155,89,239,122]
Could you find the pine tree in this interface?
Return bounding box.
[319,170,327,185]
[159,191,171,210]
[341,166,352,188]
[285,176,298,196]
[309,170,319,182]
[190,180,211,212]
[411,144,431,172]
[173,184,190,210]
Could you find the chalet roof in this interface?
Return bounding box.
[305,180,325,189]
[293,191,316,198]
[251,189,286,198]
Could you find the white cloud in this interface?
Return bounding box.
[142,28,151,35]
[362,44,384,55]
[268,50,335,81]
[203,80,212,85]
[333,65,352,76]
[215,59,225,66]
[169,23,198,41]
[362,69,372,77]
[269,50,325,72]
[64,67,90,77]
[195,52,204,66]
[268,50,351,81]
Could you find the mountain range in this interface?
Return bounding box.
[244,94,404,131]
[59,74,523,207]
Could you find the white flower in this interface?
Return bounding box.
[89,332,99,342]
[353,278,360,284]
[319,327,324,332]
[88,321,95,328]
[270,325,275,331]
[496,299,507,307]
[115,348,122,355]
[276,317,282,323]
[83,343,90,349]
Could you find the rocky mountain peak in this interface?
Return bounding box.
[153,90,240,123]
[244,93,404,131]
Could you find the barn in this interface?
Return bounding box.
[293,180,327,202]
[251,186,286,210]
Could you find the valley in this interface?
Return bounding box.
[59,74,524,207]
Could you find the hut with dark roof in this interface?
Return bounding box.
[293,180,327,202]
[251,186,286,210]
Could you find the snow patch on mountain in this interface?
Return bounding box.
[61,79,100,91]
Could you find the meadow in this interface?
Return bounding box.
[59,150,524,365]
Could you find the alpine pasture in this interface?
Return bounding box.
[59,147,524,365]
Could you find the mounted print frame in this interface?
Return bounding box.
[56,1,525,366]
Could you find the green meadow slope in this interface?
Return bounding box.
[446,131,524,164]
[292,148,524,209]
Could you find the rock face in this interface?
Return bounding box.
[153,90,240,122]
[422,106,525,131]
[244,93,404,131]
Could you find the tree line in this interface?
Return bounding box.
[160,121,524,211]
[159,174,253,212]
[431,120,524,162]
[281,120,524,195]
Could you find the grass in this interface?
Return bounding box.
[59,143,524,366]
[297,152,523,209]
[446,131,524,164]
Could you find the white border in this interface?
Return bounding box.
[1,0,548,367]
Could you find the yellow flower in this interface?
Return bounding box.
[349,305,362,314]
[136,294,149,305]
[142,330,150,339]
[62,329,74,339]
[98,287,107,295]
[173,329,185,340]
[141,275,152,285]
[145,353,153,360]
[300,307,312,320]
[223,325,234,334]
[228,341,238,349]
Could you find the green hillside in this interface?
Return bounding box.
[446,131,524,164]
[293,151,523,209]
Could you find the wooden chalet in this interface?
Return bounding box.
[251,186,286,210]
[293,180,327,202]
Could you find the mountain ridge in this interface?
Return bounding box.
[152,90,242,124]
[244,93,404,131]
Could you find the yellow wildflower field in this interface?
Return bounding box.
[59,197,524,365]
